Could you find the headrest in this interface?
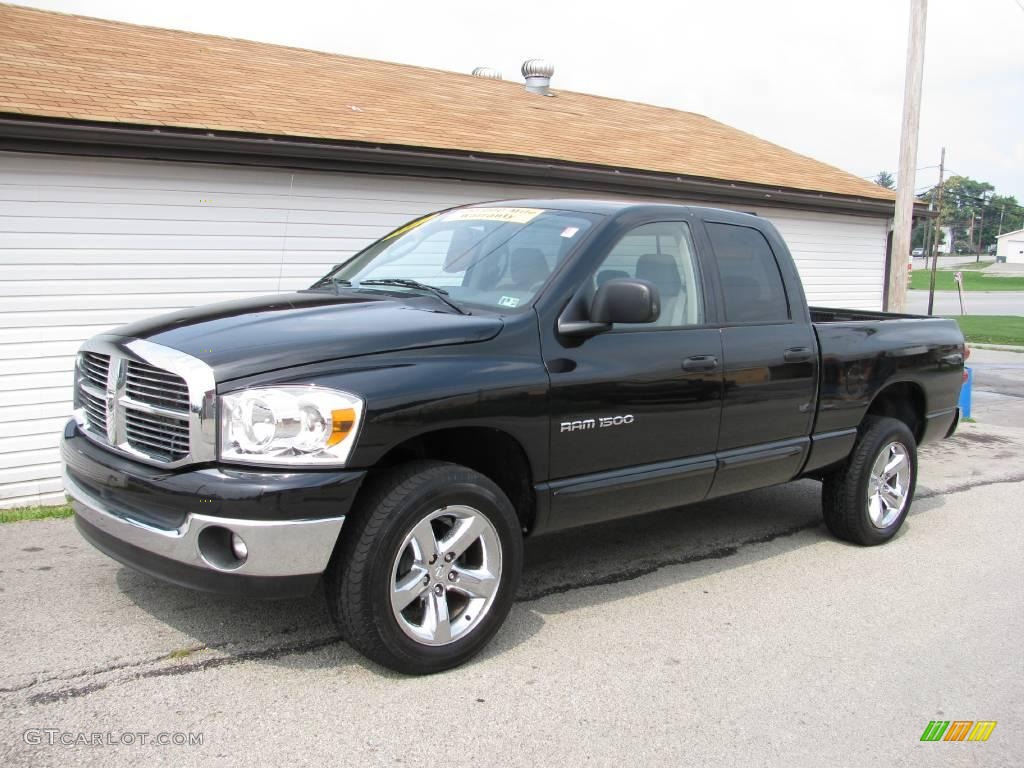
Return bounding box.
[443,227,482,273]
[510,247,550,288]
[597,269,630,286]
[636,253,682,297]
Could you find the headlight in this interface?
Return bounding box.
[220,386,364,466]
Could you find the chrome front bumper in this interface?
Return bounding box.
[64,469,345,580]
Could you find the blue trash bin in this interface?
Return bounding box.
[958,366,972,419]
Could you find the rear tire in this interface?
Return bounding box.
[821,416,917,546]
[325,460,522,674]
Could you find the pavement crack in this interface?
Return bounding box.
[26,636,342,706]
[516,520,822,603]
[917,471,1024,499]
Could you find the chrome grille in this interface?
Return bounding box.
[81,352,110,390]
[124,361,190,462]
[125,409,190,461]
[79,386,107,434]
[74,339,216,468]
[126,361,190,410]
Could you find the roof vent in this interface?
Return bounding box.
[471,66,503,80]
[521,58,554,95]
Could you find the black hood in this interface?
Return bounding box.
[106,292,503,381]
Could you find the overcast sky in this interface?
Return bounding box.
[20,0,1024,200]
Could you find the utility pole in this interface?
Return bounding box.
[887,0,928,313]
[926,146,945,316]
[998,206,1005,236]
[968,214,976,262]
[920,186,936,269]
[975,206,985,262]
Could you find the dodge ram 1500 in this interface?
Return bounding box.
[62,200,965,673]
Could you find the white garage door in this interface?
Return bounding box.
[0,151,887,508]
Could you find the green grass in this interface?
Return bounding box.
[948,315,1024,346]
[911,263,1024,291]
[0,503,73,523]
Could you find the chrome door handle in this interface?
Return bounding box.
[682,355,719,372]
[783,347,813,363]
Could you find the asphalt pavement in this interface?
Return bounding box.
[3,412,1023,767]
[967,347,1024,428]
[906,289,1024,316]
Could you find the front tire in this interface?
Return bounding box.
[326,460,522,674]
[822,416,917,546]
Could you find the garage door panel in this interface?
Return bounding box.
[0,477,66,506]
[0,291,255,312]
[2,277,282,296]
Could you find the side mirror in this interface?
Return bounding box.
[591,278,660,324]
[557,278,660,337]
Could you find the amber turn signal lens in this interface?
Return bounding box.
[327,408,356,447]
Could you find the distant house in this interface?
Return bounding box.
[996,229,1024,263]
[0,4,908,507]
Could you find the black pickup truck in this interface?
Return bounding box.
[62,200,965,674]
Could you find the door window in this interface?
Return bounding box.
[594,221,704,327]
[706,223,790,323]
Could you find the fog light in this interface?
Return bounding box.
[230,533,248,562]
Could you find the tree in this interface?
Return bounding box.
[874,171,895,189]
[914,175,1023,255]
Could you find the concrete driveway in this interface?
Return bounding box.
[2,422,1023,767]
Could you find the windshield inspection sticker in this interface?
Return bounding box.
[498,296,521,308]
[444,207,545,225]
[560,226,580,238]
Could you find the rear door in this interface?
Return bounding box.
[701,220,818,498]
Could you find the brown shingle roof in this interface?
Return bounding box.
[0,3,894,202]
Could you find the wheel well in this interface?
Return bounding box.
[374,428,535,534]
[865,382,926,443]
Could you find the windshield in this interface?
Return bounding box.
[314,206,600,312]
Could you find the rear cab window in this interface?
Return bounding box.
[705,222,790,324]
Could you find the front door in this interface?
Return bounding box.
[540,220,724,531]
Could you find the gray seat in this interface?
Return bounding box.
[636,253,685,326]
[596,269,630,286]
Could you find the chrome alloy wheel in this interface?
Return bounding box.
[867,441,911,529]
[390,505,502,646]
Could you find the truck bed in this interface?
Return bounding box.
[810,306,923,323]
[808,306,965,442]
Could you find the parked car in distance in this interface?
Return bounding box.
[911,247,924,257]
[62,200,966,674]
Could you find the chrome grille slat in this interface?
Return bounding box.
[125,423,188,449]
[125,361,189,412]
[124,432,188,461]
[81,352,110,390]
[125,388,190,408]
[125,415,189,439]
[80,388,107,433]
[124,370,189,388]
[123,409,190,435]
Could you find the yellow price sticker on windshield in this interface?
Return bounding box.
[444,207,545,224]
